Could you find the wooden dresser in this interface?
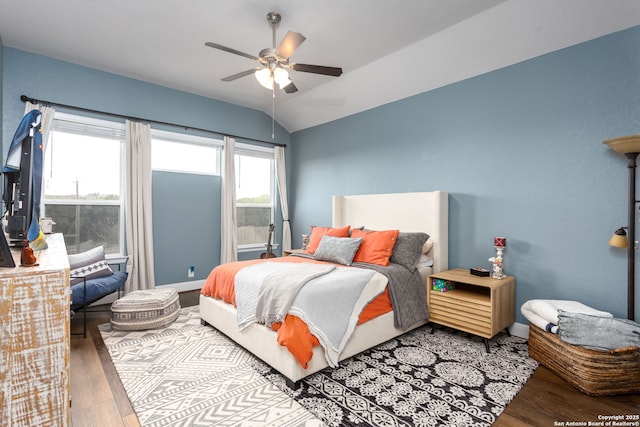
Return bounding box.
[0,234,70,426]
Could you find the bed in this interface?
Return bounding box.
[199,191,448,387]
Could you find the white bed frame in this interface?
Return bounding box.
[199,191,448,386]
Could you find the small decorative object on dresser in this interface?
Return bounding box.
[470,267,490,277]
[489,236,506,279]
[20,239,38,267]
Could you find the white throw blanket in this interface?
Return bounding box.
[256,264,336,327]
[521,299,613,333]
[235,261,387,367]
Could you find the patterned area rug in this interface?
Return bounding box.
[100,306,537,427]
[261,326,538,427]
[99,307,321,427]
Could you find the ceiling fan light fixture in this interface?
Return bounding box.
[255,67,291,90]
[273,67,290,88]
[255,68,274,89]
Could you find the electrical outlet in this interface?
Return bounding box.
[188,266,195,278]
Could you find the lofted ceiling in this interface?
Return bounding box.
[0,0,638,133]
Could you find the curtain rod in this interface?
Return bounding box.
[20,94,286,148]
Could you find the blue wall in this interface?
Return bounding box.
[3,26,640,323]
[290,26,640,323]
[1,47,290,285]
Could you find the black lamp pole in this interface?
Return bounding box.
[603,135,640,321]
[625,152,638,321]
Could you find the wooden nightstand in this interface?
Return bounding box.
[427,268,515,352]
[282,249,305,256]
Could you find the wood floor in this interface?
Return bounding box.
[70,290,640,426]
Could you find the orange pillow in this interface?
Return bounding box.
[305,225,351,254]
[351,229,400,266]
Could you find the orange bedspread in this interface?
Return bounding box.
[201,257,392,368]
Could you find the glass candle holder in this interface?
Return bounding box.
[490,246,505,279]
[489,237,506,279]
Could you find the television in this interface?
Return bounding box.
[2,109,41,248]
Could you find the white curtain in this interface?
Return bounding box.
[275,146,291,251]
[220,136,238,263]
[125,120,155,292]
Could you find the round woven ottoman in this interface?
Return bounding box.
[111,288,181,331]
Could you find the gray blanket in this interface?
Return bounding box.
[291,253,429,329]
[255,264,336,327]
[352,261,430,329]
[558,311,640,351]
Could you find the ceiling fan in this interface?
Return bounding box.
[205,12,343,94]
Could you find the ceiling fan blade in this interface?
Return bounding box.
[275,31,306,59]
[291,63,343,77]
[205,42,259,61]
[283,81,298,94]
[221,68,258,82]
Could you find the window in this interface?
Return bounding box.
[151,129,221,175]
[235,144,275,249]
[43,113,125,255]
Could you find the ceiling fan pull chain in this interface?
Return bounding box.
[272,86,276,139]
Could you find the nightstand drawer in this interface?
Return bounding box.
[429,313,492,337]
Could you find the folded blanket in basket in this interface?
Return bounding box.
[521,299,613,333]
[558,311,640,351]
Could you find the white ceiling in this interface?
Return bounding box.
[1,0,638,133]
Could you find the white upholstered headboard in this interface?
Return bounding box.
[332,191,448,273]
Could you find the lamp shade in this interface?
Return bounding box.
[273,67,290,89]
[255,68,274,89]
[609,227,629,248]
[603,135,640,154]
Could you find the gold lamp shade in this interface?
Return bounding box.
[603,135,640,154]
[609,227,629,248]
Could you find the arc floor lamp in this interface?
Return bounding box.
[603,134,640,321]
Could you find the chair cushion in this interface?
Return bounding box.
[70,271,128,311]
[110,288,180,331]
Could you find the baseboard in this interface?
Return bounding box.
[90,292,119,306]
[509,322,529,339]
[157,280,204,292]
[89,280,204,306]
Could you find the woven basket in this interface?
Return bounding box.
[528,324,640,396]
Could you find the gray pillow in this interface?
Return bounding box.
[390,232,430,272]
[314,235,363,266]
